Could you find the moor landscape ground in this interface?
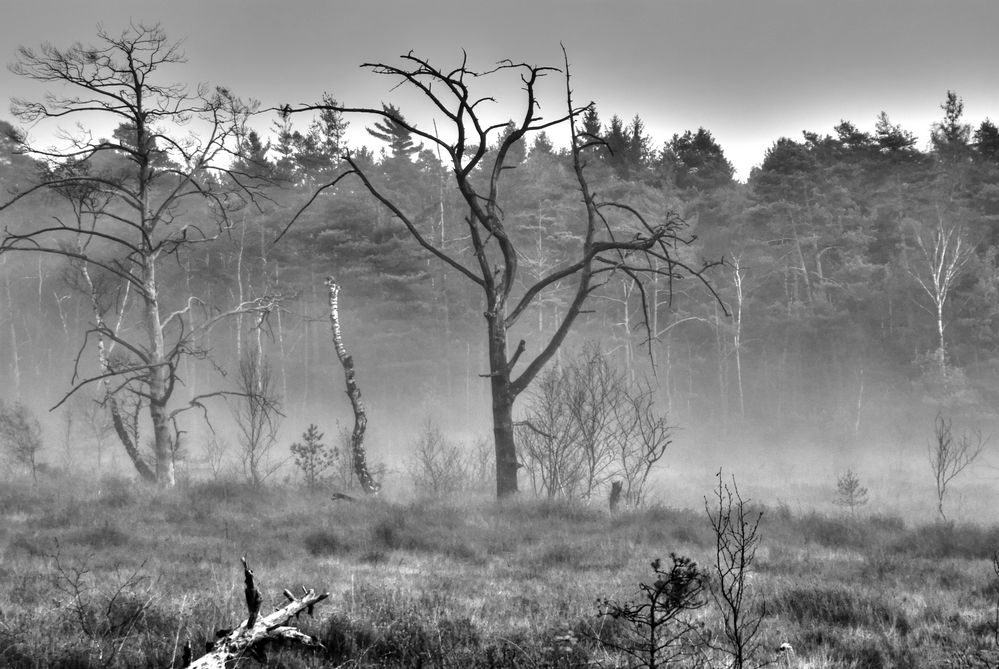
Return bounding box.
[2,464,999,669]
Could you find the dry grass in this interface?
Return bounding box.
[0,472,998,667]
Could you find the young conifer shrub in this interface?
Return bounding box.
[834,468,869,516]
[290,424,338,489]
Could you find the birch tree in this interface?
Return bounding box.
[904,214,974,374]
[282,50,720,497]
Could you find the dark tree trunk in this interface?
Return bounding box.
[487,311,519,497]
[492,386,518,497]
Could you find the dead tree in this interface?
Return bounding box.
[282,49,721,497]
[325,276,380,493]
[184,556,328,668]
[0,24,275,486]
[929,412,986,522]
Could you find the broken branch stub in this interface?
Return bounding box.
[184,557,329,668]
[326,275,381,494]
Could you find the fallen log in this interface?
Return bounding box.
[184,556,328,668]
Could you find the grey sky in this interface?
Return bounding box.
[4,0,999,179]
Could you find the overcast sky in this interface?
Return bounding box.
[3,0,999,180]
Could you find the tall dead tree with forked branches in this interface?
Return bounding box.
[281,49,721,497]
[0,24,275,486]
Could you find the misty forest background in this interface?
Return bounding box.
[2,62,999,502]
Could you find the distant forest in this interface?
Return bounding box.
[2,71,998,475]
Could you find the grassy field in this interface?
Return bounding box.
[1,473,998,668]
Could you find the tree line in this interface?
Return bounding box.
[1,24,997,494]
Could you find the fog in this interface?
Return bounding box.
[1,26,998,526]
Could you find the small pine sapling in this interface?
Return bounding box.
[834,468,869,517]
[595,554,706,668]
[290,424,338,489]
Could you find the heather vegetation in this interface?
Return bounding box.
[0,475,998,667]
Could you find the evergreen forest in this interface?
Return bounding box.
[1,30,997,494]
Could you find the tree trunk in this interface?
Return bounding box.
[326,277,380,494]
[82,263,157,483]
[731,257,746,420]
[487,315,519,497]
[143,257,175,487]
[3,258,22,400]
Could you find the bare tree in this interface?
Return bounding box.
[705,472,766,669]
[407,419,469,498]
[517,365,582,499]
[929,412,986,522]
[0,401,44,482]
[567,344,622,500]
[0,24,276,486]
[234,351,283,486]
[904,216,974,374]
[282,50,720,496]
[613,383,674,507]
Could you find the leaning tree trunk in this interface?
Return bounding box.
[183,557,327,668]
[325,276,380,494]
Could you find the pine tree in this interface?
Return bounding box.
[366,103,420,159]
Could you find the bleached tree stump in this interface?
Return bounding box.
[184,557,328,668]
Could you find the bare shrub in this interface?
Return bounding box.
[519,346,673,504]
[705,471,766,668]
[233,352,283,486]
[203,435,230,481]
[929,412,986,522]
[407,419,468,498]
[613,383,673,507]
[0,401,44,482]
[330,421,357,492]
[567,343,622,500]
[48,547,157,667]
[518,365,582,499]
[468,435,495,492]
